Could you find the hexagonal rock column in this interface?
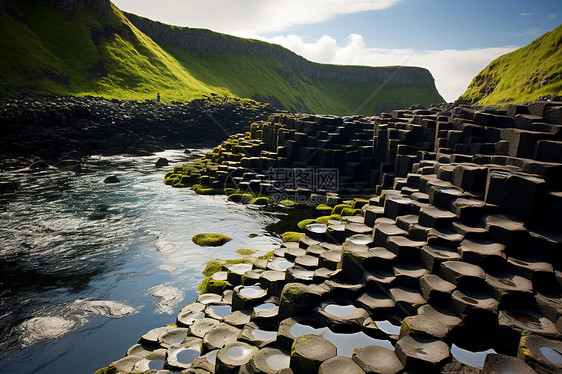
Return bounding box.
[318,356,366,374]
[439,260,486,290]
[518,334,562,373]
[419,274,456,306]
[290,334,337,374]
[278,282,328,319]
[352,345,404,374]
[482,353,537,374]
[395,335,450,373]
[216,341,259,374]
[496,308,561,354]
[203,323,241,351]
[398,314,451,341]
[232,285,268,311]
[248,347,291,374]
[313,300,369,332]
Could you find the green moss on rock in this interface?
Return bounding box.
[192,233,233,247]
[250,196,269,205]
[281,231,305,242]
[316,204,334,213]
[332,204,352,215]
[341,207,362,216]
[236,248,257,256]
[227,193,254,203]
[297,219,316,230]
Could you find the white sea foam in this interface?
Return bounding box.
[148,283,184,314]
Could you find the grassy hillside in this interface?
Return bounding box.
[459,24,562,105]
[0,1,232,101]
[0,1,444,115]
[162,45,444,115]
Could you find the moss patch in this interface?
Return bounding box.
[316,204,333,213]
[227,193,254,204]
[332,204,352,215]
[250,196,269,205]
[297,218,316,230]
[192,233,233,247]
[341,207,362,216]
[235,248,257,256]
[281,231,305,242]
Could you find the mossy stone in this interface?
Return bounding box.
[297,219,316,230]
[341,208,362,216]
[316,204,334,213]
[250,196,269,205]
[227,193,254,203]
[332,204,352,215]
[192,233,233,247]
[282,231,305,242]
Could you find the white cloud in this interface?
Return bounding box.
[264,34,518,102]
[519,12,532,16]
[548,13,557,20]
[112,0,401,35]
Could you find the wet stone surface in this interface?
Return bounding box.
[96,104,562,374]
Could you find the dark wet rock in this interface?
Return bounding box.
[323,277,365,299]
[103,175,120,183]
[363,317,402,340]
[496,308,561,353]
[248,347,291,374]
[352,345,404,374]
[450,289,499,322]
[356,291,396,318]
[421,246,462,273]
[399,314,451,340]
[482,353,537,374]
[458,238,507,271]
[419,274,456,306]
[417,304,463,330]
[517,334,562,373]
[319,249,343,270]
[373,223,407,247]
[395,335,450,372]
[284,247,306,262]
[389,286,426,316]
[314,300,369,332]
[393,264,428,289]
[290,334,337,374]
[484,272,534,305]
[278,282,328,319]
[155,157,169,167]
[439,260,486,289]
[318,356,366,374]
[386,236,426,263]
[216,341,259,374]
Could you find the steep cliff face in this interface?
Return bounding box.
[125,13,436,87]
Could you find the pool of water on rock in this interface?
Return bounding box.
[0,150,280,374]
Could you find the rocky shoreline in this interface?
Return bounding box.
[0,95,275,171]
[95,99,562,373]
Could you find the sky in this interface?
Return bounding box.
[112,0,562,102]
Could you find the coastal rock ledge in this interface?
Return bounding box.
[97,99,562,374]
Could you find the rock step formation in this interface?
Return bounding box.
[99,99,562,374]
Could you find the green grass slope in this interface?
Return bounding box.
[0,1,232,101]
[0,0,444,115]
[459,24,562,105]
